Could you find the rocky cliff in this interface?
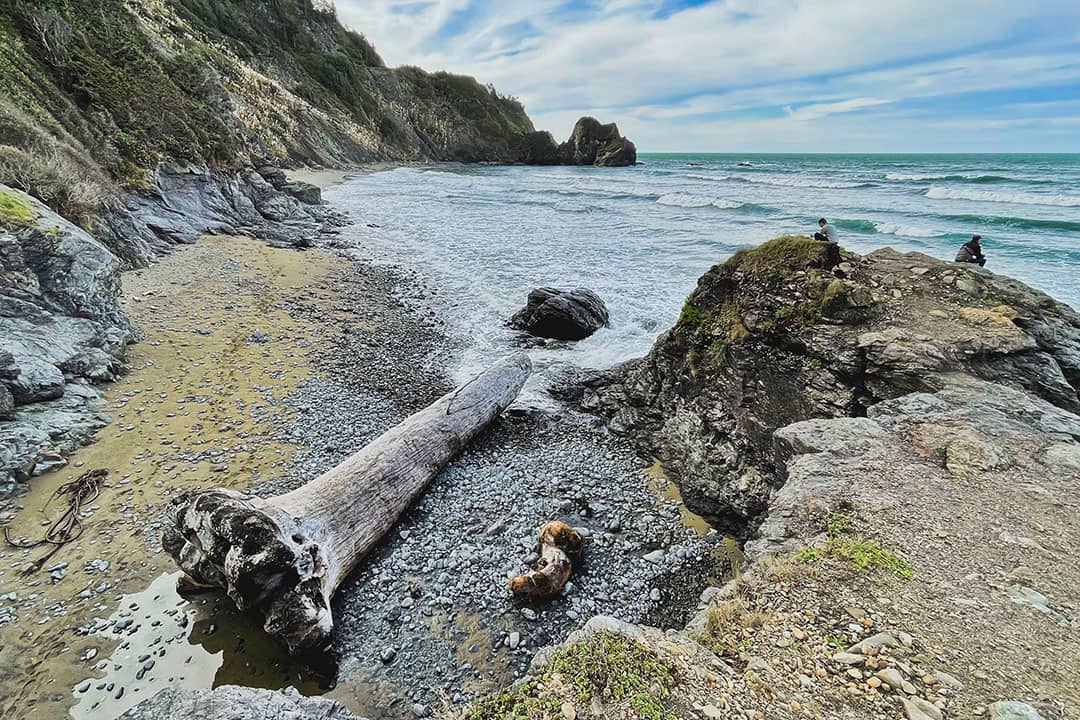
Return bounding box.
[506,239,1080,720]
[0,0,636,224]
[0,0,533,217]
[571,236,1080,535]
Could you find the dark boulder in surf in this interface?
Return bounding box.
[509,287,610,340]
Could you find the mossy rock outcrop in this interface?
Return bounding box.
[569,236,1080,533]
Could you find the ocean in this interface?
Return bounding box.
[326,154,1080,402]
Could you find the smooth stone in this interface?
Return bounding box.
[988,701,1045,720]
[933,670,963,689]
[831,652,865,665]
[848,632,899,653]
[876,668,904,688]
[643,550,665,564]
[902,697,942,720]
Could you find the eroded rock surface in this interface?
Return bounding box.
[1,185,130,494]
[96,163,339,269]
[557,117,638,167]
[119,685,363,720]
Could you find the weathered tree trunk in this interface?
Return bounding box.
[509,521,584,599]
[162,354,531,655]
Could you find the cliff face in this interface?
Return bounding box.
[0,0,534,219]
[576,237,1080,534]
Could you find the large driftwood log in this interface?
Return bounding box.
[162,354,531,655]
[509,521,584,599]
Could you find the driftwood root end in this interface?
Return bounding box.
[162,489,334,654]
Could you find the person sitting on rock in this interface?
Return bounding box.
[955,235,987,267]
[813,217,837,242]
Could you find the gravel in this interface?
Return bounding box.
[241,255,733,714]
[1,239,733,720]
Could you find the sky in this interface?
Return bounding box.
[333,0,1080,153]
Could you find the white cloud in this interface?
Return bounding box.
[333,0,1080,151]
[784,98,893,122]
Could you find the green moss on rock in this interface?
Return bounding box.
[726,235,838,280]
[0,189,35,225]
[467,632,677,720]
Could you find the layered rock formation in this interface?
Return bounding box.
[568,236,1080,533]
[97,162,338,268]
[1,186,130,492]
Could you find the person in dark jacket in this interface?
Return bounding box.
[813,217,837,242]
[955,235,986,266]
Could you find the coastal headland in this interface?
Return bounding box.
[1,2,1077,720]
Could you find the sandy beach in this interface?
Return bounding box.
[0,209,731,720]
[0,236,347,718]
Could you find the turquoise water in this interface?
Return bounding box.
[328,154,1080,399]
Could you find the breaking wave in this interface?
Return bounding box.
[926,186,1080,207]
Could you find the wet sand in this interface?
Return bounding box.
[0,236,344,719]
[287,162,404,190]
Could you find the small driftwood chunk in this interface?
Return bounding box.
[509,521,584,599]
[162,354,531,655]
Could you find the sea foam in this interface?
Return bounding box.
[657,193,741,209]
[742,175,870,190]
[873,222,947,238]
[926,186,1080,207]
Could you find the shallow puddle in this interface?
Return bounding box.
[69,572,326,719]
[646,459,713,537]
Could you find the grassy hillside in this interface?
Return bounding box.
[0,0,533,220]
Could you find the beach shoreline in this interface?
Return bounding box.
[0,196,728,720]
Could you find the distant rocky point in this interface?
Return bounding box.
[518,117,638,167]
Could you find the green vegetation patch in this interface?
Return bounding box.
[678,299,748,353]
[677,299,704,327]
[796,512,913,578]
[468,632,677,720]
[725,235,834,279]
[0,189,35,225]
